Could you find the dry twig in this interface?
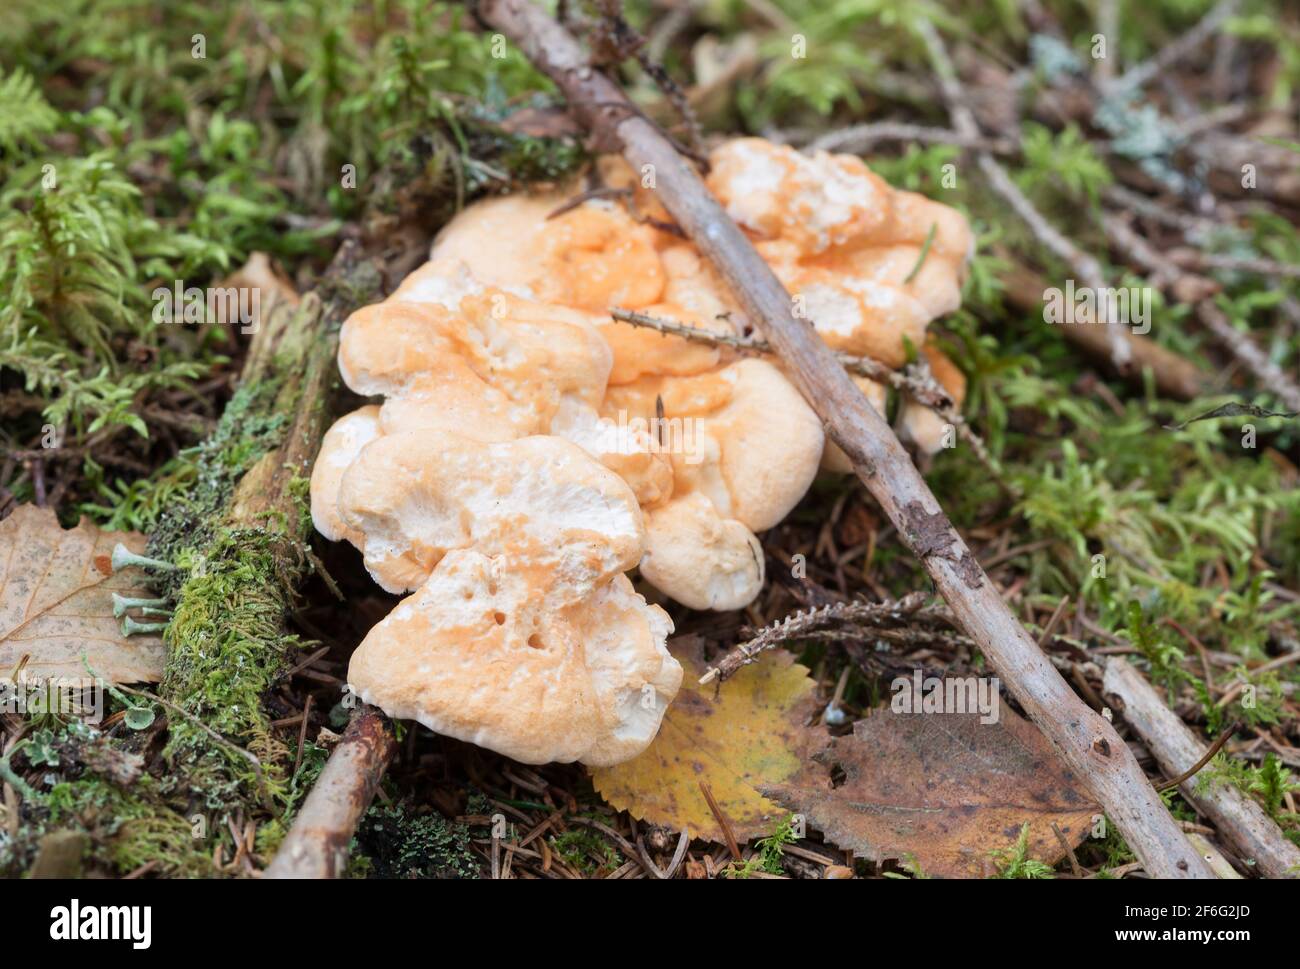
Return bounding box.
[1103,658,1300,879]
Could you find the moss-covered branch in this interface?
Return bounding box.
[147,242,382,811]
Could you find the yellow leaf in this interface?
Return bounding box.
[0,505,166,683]
[592,636,825,843]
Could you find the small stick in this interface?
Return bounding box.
[700,593,930,685]
[610,307,950,408]
[113,683,273,809]
[263,705,397,878]
[807,122,1015,156]
[612,307,1013,492]
[1155,720,1239,792]
[698,782,741,861]
[1037,595,1071,649]
[1051,820,1084,877]
[915,20,1131,373]
[1109,0,1239,93]
[292,694,314,780]
[1103,658,1300,879]
[1103,213,1300,414]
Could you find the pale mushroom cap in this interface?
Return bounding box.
[429,190,667,313]
[339,289,613,441]
[310,406,383,544]
[639,493,764,612]
[706,138,973,368]
[338,432,646,595]
[348,549,681,766]
[603,358,823,532]
[708,137,895,253]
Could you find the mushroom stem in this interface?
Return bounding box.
[110,544,179,574]
[121,616,169,636]
[110,593,170,618]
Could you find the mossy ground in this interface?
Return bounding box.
[3,1,1299,878]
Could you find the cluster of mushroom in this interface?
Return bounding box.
[309,137,973,766]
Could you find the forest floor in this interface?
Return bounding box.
[2,0,1299,879]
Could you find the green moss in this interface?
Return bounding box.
[42,776,213,878]
[351,803,484,879]
[159,528,306,807]
[146,375,291,578]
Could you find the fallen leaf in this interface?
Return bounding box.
[764,703,1099,878]
[592,636,826,843]
[0,505,166,683]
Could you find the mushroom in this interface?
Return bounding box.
[339,430,681,766]
[310,405,382,546]
[309,137,977,763]
[705,137,973,453]
[335,432,645,595]
[418,178,825,610]
[599,357,823,609]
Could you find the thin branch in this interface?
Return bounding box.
[611,307,1014,492]
[914,20,1134,372]
[1170,251,1300,282]
[807,121,1015,156]
[1155,720,1239,792]
[1103,213,1300,413]
[1103,658,1300,879]
[699,593,931,685]
[610,307,949,408]
[1109,0,1239,93]
[263,705,397,878]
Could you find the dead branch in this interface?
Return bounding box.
[611,307,1012,491]
[478,0,1213,878]
[807,121,1015,156]
[1103,213,1300,413]
[999,259,1206,401]
[610,307,951,408]
[915,20,1135,372]
[1103,658,1300,879]
[699,592,932,684]
[1108,0,1240,93]
[263,705,397,879]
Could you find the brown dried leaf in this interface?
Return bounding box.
[0,505,166,682]
[592,636,827,843]
[764,703,1099,878]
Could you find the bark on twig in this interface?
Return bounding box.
[915,20,1135,372]
[699,593,933,684]
[1102,213,1300,413]
[1108,0,1239,93]
[610,307,952,408]
[264,705,397,879]
[999,259,1206,401]
[478,0,1212,878]
[1103,659,1300,879]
